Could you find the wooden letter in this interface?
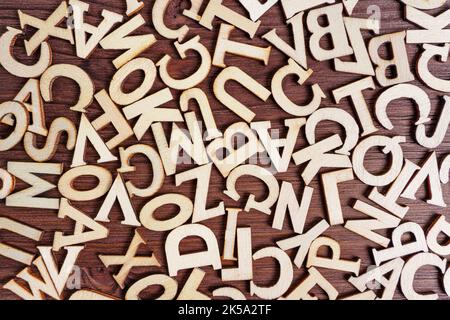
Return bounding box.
[40,64,95,113]
[406,5,450,44]
[214,66,271,123]
[292,134,352,185]
[165,224,222,276]
[206,122,264,177]
[140,194,193,232]
[375,84,431,131]
[272,182,313,234]
[222,227,253,281]
[100,15,156,69]
[400,252,446,300]
[99,230,160,289]
[306,4,353,61]
[58,165,113,202]
[224,165,280,215]
[157,36,211,90]
[277,220,329,268]
[38,246,84,295]
[176,164,225,223]
[271,59,325,117]
[305,108,360,155]
[109,57,156,106]
[53,199,109,250]
[250,247,293,300]
[372,222,428,266]
[69,0,123,58]
[126,274,177,300]
[334,18,380,76]
[213,23,271,68]
[262,13,307,68]
[0,101,28,152]
[118,144,164,198]
[368,31,414,87]
[352,135,405,187]
[417,44,450,92]
[332,77,378,136]
[0,217,42,265]
[24,117,77,162]
[152,0,189,41]
[199,0,260,38]
[251,118,305,173]
[71,114,118,167]
[426,215,450,257]
[95,174,140,227]
[321,169,354,226]
[91,90,133,149]
[6,162,62,210]
[345,200,400,248]
[401,152,446,207]
[18,1,74,55]
[307,237,361,275]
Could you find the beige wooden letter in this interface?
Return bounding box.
[213,23,271,68]
[199,0,260,38]
[0,217,42,265]
[24,117,77,162]
[400,252,446,300]
[0,27,52,78]
[152,0,189,41]
[332,77,378,136]
[349,258,404,300]
[165,224,222,276]
[71,114,118,167]
[224,165,280,215]
[352,135,405,187]
[99,230,160,289]
[91,90,133,149]
[40,64,94,113]
[262,13,307,68]
[206,122,264,177]
[118,144,164,198]
[251,118,305,173]
[368,31,414,87]
[69,0,123,58]
[345,200,400,248]
[321,169,354,226]
[0,101,28,152]
[140,194,193,232]
[126,274,177,300]
[306,4,353,61]
[214,66,271,123]
[176,164,225,223]
[271,59,325,117]
[18,1,74,55]
[307,236,361,275]
[372,222,428,266]
[38,246,84,295]
[157,36,211,90]
[53,199,109,250]
[95,174,140,227]
[100,15,156,69]
[426,215,450,256]
[250,247,293,300]
[401,152,446,207]
[273,182,313,234]
[6,162,62,210]
[58,165,113,202]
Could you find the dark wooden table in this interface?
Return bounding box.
[1,0,449,300]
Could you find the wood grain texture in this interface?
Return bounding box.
[1,0,450,300]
